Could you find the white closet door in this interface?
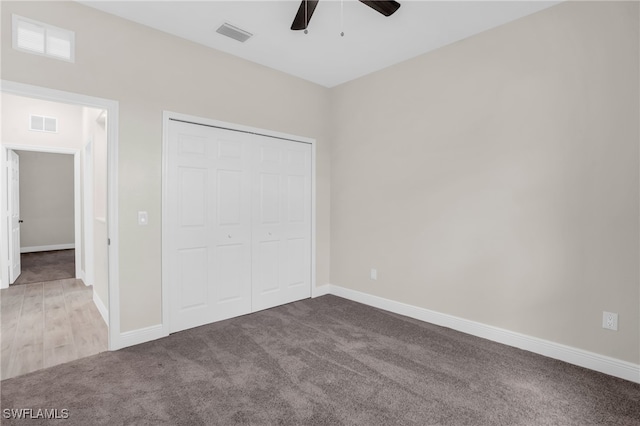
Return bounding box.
[167,121,252,333]
[251,136,312,311]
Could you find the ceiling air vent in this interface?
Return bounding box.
[29,115,58,133]
[216,22,252,43]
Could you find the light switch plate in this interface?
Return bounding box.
[138,211,148,226]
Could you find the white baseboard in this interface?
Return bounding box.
[92,291,109,326]
[116,325,167,350]
[326,284,640,384]
[312,284,331,298]
[21,244,74,253]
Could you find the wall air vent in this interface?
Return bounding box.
[216,22,253,43]
[29,115,58,133]
[12,14,75,62]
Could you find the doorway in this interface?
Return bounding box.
[10,150,76,286]
[1,129,107,379]
[0,81,120,376]
[3,145,83,284]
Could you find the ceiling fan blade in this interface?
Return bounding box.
[358,0,401,17]
[291,0,320,31]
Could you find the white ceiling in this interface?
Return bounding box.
[80,1,561,88]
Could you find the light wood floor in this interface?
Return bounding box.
[1,278,108,380]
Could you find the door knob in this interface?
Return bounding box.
[18,220,23,223]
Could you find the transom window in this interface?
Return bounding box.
[12,14,75,62]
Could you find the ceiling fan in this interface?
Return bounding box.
[291,0,401,31]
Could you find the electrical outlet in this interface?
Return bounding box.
[370,269,377,280]
[602,311,618,331]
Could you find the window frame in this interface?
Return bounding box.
[12,14,75,63]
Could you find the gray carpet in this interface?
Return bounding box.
[1,295,638,425]
[13,249,75,285]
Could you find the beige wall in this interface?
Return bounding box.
[15,150,75,249]
[0,1,331,332]
[1,92,83,149]
[329,1,639,364]
[3,1,637,366]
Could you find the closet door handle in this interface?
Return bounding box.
[18,220,23,223]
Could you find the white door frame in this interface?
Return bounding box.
[83,139,95,286]
[161,111,317,335]
[2,146,82,281]
[1,80,120,351]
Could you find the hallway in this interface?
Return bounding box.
[1,278,107,380]
[13,249,75,286]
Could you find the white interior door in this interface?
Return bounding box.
[167,121,252,333]
[8,150,21,284]
[251,137,312,311]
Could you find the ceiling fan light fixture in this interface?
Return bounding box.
[216,22,252,43]
[291,0,400,32]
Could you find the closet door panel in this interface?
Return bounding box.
[168,121,252,332]
[252,136,311,312]
[286,237,307,289]
[256,239,280,294]
[168,119,312,331]
[210,133,252,322]
[281,142,312,302]
[177,247,209,310]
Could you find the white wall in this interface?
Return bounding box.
[0,93,82,253]
[0,92,83,288]
[329,1,639,364]
[1,94,104,304]
[15,150,75,250]
[1,92,83,149]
